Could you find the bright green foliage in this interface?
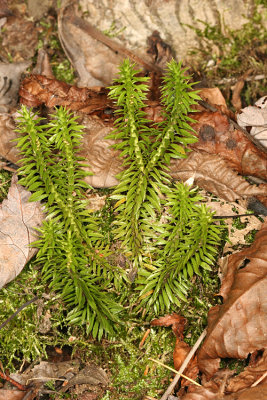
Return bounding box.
[15,60,222,337]
[108,59,199,271]
[16,106,125,339]
[137,183,222,314]
[109,59,222,314]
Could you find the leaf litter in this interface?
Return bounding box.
[0,1,266,399]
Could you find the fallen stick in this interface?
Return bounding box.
[159,328,207,400]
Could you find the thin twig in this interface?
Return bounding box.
[251,371,267,387]
[0,295,39,330]
[159,328,207,400]
[0,370,27,391]
[149,358,201,387]
[213,213,256,219]
[139,328,151,349]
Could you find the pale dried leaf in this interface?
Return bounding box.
[0,175,44,288]
[237,98,267,149]
[11,360,80,386]
[58,3,124,87]
[78,115,122,188]
[170,152,267,202]
[198,219,267,377]
[0,112,20,164]
[0,62,30,112]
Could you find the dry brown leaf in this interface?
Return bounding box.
[0,390,25,400]
[19,74,113,115]
[197,218,267,378]
[151,313,187,339]
[227,350,267,392]
[58,3,124,87]
[199,87,230,117]
[0,112,20,163]
[78,114,122,188]
[190,111,267,180]
[223,383,267,399]
[10,360,80,386]
[180,383,267,400]
[0,62,31,112]
[180,386,222,400]
[170,152,267,202]
[57,2,160,88]
[231,70,253,111]
[151,314,199,387]
[0,175,44,288]
[32,48,54,79]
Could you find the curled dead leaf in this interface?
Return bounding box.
[19,74,113,115]
[0,112,20,163]
[0,175,44,288]
[151,314,199,387]
[190,111,267,180]
[227,349,267,393]
[198,219,267,378]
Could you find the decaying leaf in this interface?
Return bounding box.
[237,96,267,149]
[170,152,267,202]
[58,2,124,87]
[78,114,122,188]
[57,2,160,88]
[198,87,230,117]
[10,360,80,386]
[19,74,113,115]
[190,111,267,180]
[0,175,44,288]
[180,383,267,400]
[0,62,31,112]
[0,112,21,163]
[198,219,267,378]
[60,364,109,392]
[151,314,199,387]
[223,384,267,399]
[227,349,267,392]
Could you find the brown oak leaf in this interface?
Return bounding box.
[197,218,267,378]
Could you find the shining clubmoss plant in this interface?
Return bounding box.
[15,60,222,337]
[16,106,125,339]
[108,59,222,314]
[108,59,200,270]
